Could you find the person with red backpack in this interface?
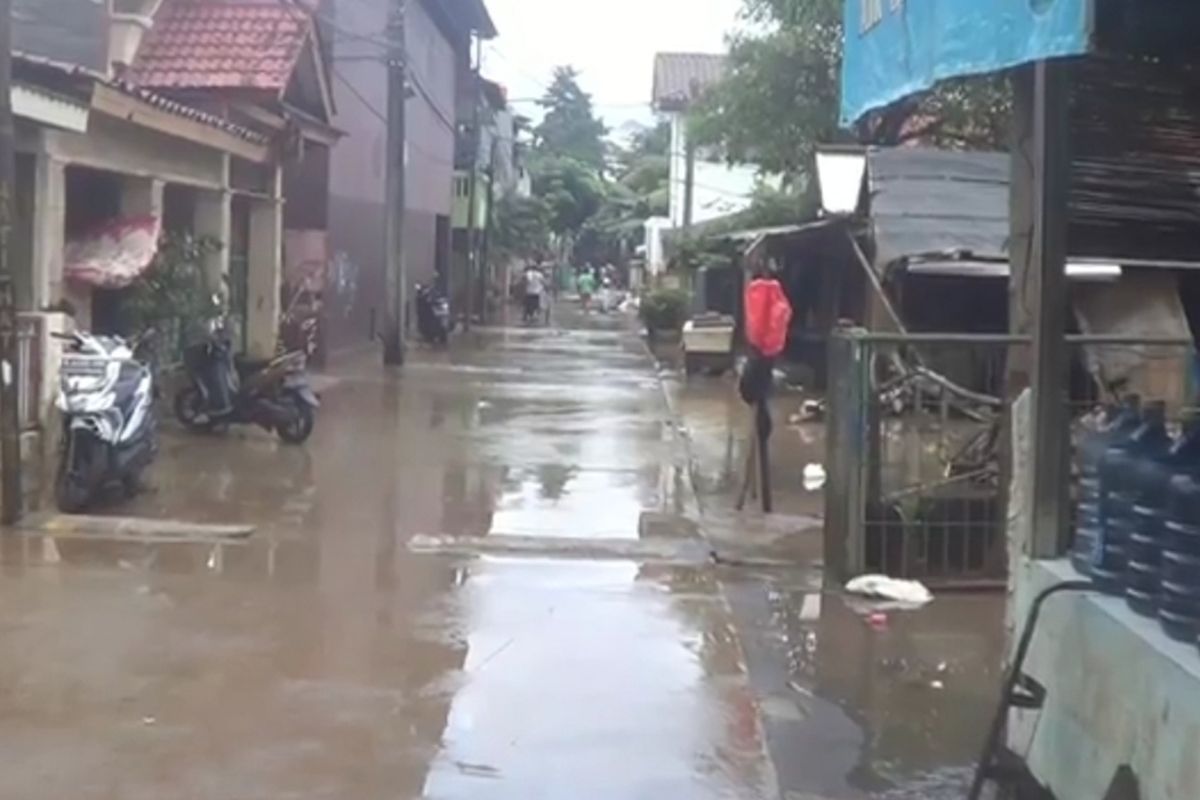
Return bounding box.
[738,264,794,512]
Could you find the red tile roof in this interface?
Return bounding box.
[128,0,313,93]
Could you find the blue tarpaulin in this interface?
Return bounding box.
[840,0,1093,125]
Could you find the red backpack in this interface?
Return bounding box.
[744,277,793,358]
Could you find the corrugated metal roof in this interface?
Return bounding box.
[15,52,269,144]
[652,52,725,111]
[13,82,90,132]
[866,147,1010,267]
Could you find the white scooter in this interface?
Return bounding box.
[55,329,157,512]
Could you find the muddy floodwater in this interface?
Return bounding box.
[0,312,1005,799]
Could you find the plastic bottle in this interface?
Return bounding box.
[1094,401,1170,595]
[1124,421,1200,616]
[1162,466,1200,643]
[1072,397,1142,577]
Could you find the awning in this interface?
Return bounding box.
[867,147,1010,267]
[13,82,88,132]
[710,220,837,245]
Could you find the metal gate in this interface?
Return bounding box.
[825,328,1196,587]
[825,329,1017,588]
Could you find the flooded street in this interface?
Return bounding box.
[651,340,1007,799]
[0,313,1004,799]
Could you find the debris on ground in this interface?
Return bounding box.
[802,464,826,491]
[845,574,934,607]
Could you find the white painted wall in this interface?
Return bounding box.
[666,111,761,228]
[643,216,671,277]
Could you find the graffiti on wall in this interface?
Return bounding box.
[281,230,329,363]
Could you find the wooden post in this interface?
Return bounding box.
[0,0,23,523]
[1026,60,1072,558]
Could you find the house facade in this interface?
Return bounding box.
[451,75,521,319]
[651,53,762,228]
[124,0,340,362]
[324,0,495,351]
[14,0,338,361]
[6,0,349,507]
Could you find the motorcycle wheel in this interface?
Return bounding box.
[55,439,93,513]
[276,393,315,444]
[174,387,212,432]
[122,471,146,499]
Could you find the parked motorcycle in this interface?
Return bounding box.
[174,324,319,444]
[415,283,453,346]
[55,329,157,512]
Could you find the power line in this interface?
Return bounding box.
[332,66,384,123]
[406,63,459,135]
[482,42,551,95]
[331,67,457,168]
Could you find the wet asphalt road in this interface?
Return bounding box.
[0,311,1004,799]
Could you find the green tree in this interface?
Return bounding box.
[533,67,609,172]
[492,194,552,263]
[574,121,672,266]
[529,154,606,237]
[691,0,1010,182]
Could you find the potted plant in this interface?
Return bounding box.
[639,287,690,343]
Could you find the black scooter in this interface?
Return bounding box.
[174,324,319,444]
[416,283,453,345]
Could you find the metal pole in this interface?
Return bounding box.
[463,36,483,330]
[479,135,499,323]
[0,0,23,523]
[382,0,407,366]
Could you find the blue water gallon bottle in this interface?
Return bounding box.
[1094,401,1170,595]
[1072,396,1142,576]
[1162,464,1200,643]
[1125,421,1200,615]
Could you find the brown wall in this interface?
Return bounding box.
[325,0,464,351]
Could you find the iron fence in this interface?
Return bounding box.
[824,329,1197,587]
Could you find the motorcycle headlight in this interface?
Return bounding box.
[65,391,115,414]
[61,374,107,394]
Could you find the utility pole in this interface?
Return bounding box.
[681,80,699,240]
[382,0,407,365]
[478,135,499,324]
[682,136,696,236]
[0,0,23,524]
[463,36,482,331]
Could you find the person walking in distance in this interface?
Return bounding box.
[523,264,546,324]
[577,267,597,313]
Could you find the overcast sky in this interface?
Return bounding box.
[480,0,745,133]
